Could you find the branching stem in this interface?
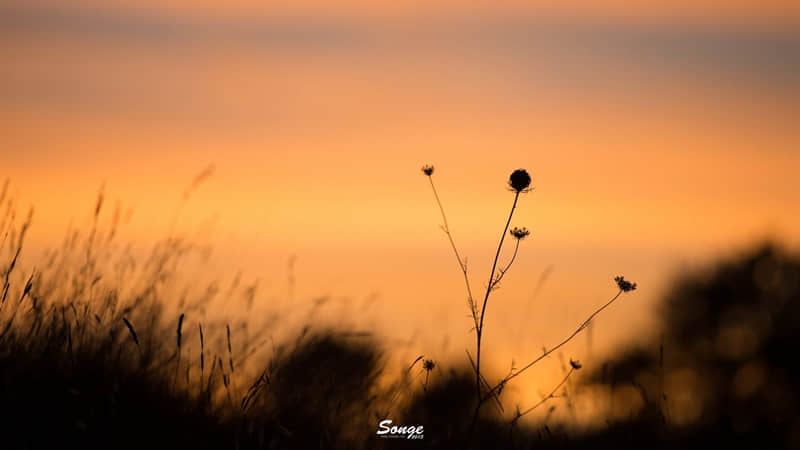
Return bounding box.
[427,177,478,326]
[515,367,575,421]
[480,290,623,404]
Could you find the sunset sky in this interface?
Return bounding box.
[2,0,799,415]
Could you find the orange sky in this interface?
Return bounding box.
[2,0,799,419]
[10,0,800,23]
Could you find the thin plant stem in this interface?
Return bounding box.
[480,290,623,403]
[515,367,575,420]
[474,191,520,412]
[427,176,478,326]
[492,239,521,289]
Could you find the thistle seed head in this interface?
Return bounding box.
[509,169,532,192]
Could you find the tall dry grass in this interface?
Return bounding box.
[0,177,427,449]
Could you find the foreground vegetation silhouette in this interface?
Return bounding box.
[1,175,798,449]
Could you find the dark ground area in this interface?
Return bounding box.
[1,243,798,449]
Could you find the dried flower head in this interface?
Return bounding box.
[423,359,436,371]
[422,165,435,176]
[509,227,530,240]
[614,276,637,292]
[509,169,532,193]
[570,358,582,370]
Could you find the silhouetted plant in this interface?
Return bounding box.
[423,359,436,392]
[422,164,637,432]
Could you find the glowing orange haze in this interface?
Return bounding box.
[2,0,799,422]
[15,0,800,24]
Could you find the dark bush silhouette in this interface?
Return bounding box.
[399,368,479,447]
[241,331,385,449]
[580,243,800,449]
[0,330,229,450]
[0,320,388,450]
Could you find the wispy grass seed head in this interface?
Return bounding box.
[177,313,185,349]
[569,358,582,370]
[122,317,139,347]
